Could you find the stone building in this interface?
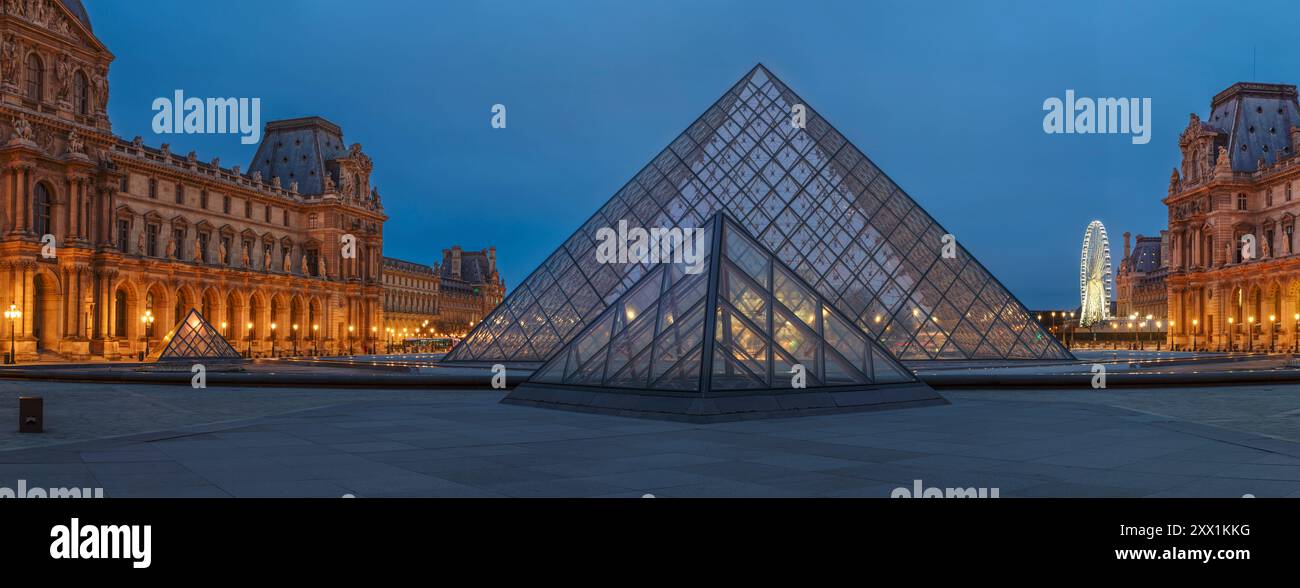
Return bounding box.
[1165,81,1300,351]
[382,248,505,340]
[0,1,387,359]
[1114,230,1168,322]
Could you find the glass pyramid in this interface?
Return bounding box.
[147,308,244,363]
[448,64,1069,364]
[526,212,919,393]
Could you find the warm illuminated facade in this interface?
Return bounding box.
[1165,82,1300,351]
[381,248,505,339]
[0,1,386,360]
[1114,231,1168,322]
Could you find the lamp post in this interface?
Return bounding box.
[292,323,299,356]
[1128,321,1136,350]
[140,310,155,359]
[371,326,377,355]
[1247,316,1254,352]
[348,325,354,355]
[246,322,253,358]
[1269,315,1276,352]
[1294,313,1299,353]
[1191,319,1198,352]
[1228,317,1235,352]
[270,322,277,357]
[1167,320,1174,351]
[312,324,319,356]
[220,321,228,339]
[1155,320,1163,351]
[4,303,20,364]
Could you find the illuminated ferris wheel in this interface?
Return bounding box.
[1078,220,1113,327]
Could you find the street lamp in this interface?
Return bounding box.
[1247,316,1255,352]
[312,324,319,356]
[220,321,228,339]
[292,323,299,356]
[140,310,155,359]
[1269,315,1276,352]
[1191,319,1198,352]
[270,322,277,357]
[1228,317,1235,352]
[348,325,354,355]
[1294,313,1299,353]
[1167,320,1174,351]
[4,303,20,364]
[1155,320,1163,351]
[371,326,377,354]
[246,321,253,357]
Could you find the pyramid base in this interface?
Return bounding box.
[501,382,947,423]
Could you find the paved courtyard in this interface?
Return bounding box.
[0,380,1298,497]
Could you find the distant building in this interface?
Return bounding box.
[1114,231,1168,322]
[382,246,505,339]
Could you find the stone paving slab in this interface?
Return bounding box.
[0,386,1298,497]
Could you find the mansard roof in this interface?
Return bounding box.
[1205,82,1300,172]
[247,117,349,196]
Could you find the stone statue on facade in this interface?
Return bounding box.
[136,232,144,256]
[242,244,250,267]
[317,256,326,278]
[282,250,291,272]
[193,237,202,263]
[300,254,308,275]
[93,68,108,113]
[219,240,228,265]
[1,34,19,88]
[53,52,71,103]
[165,238,176,259]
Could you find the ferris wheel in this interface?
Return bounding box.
[1079,220,1113,327]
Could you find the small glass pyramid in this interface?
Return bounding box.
[506,213,944,420]
[146,308,244,363]
[449,64,1069,365]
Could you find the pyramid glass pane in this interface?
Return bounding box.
[449,65,1068,364]
[522,213,919,397]
[147,308,243,362]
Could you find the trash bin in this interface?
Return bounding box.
[18,396,41,433]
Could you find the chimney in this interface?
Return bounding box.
[1123,232,1132,261]
[486,246,497,274]
[450,246,462,279]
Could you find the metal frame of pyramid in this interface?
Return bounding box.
[146,308,244,363]
[448,64,1070,366]
[503,212,945,422]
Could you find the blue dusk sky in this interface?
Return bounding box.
[85,0,1300,308]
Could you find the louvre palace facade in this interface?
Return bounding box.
[0,0,502,360]
[1165,82,1300,351]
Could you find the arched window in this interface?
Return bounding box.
[73,70,89,115]
[25,53,43,101]
[33,183,52,238]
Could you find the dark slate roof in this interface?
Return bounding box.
[1125,237,1162,273]
[1206,83,1300,171]
[247,117,349,195]
[60,0,92,30]
[383,256,435,275]
[443,251,491,284]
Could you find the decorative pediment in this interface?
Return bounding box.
[218,223,236,236]
[168,214,189,228]
[194,219,214,232]
[278,234,294,246]
[239,228,258,240]
[114,204,136,217]
[142,210,163,223]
